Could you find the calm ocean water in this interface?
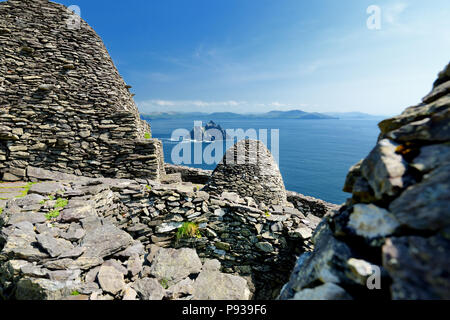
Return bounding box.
[148,118,380,204]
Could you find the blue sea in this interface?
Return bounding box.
[148,118,380,204]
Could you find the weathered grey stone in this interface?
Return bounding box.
[81,223,134,258]
[149,247,202,285]
[343,160,363,193]
[411,143,450,173]
[283,224,353,293]
[114,241,145,258]
[36,233,74,258]
[192,270,251,300]
[155,221,183,233]
[346,258,378,286]
[122,286,138,300]
[98,265,126,295]
[15,278,74,300]
[348,204,400,239]
[29,182,65,196]
[60,204,97,223]
[60,223,86,241]
[167,278,195,299]
[360,139,411,199]
[389,163,450,231]
[2,229,49,262]
[379,95,449,135]
[255,242,274,253]
[386,108,450,142]
[202,259,221,272]
[132,278,165,300]
[127,254,143,276]
[4,210,47,226]
[102,259,127,275]
[48,269,81,282]
[292,283,352,300]
[289,227,313,239]
[382,236,450,299]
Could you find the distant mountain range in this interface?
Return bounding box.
[140,110,386,120]
[323,112,388,120]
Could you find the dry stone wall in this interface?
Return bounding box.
[0,0,165,181]
[0,166,336,300]
[279,63,450,300]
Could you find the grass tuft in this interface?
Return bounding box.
[54,198,68,209]
[45,210,60,220]
[176,222,202,241]
[159,278,169,289]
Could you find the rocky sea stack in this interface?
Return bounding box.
[187,120,231,141]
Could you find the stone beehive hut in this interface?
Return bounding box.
[280,62,450,300]
[205,139,287,205]
[0,0,165,181]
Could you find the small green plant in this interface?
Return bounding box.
[45,209,60,220]
[159,278,169,289]
[0,207,3,215]
[54,198,68,209]
[176,222,202,241]
[48,195,55,200]
[71,290,80,296]
[144,132,151,139]
[39,199,46,205]
[145,185,152,191]
[264,211,271,217]
[15,182,35,199]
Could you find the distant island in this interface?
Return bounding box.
[323,112,388,120]
[141,110,337,120]
[140,110,386,120]
[186,120,231,141]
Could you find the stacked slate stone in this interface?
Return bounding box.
[205,139,287,206]
[0,170,251,300]
[0,164,336,299]
[279,63,450,300]
[0,0,165,182]
[164,163,212,184]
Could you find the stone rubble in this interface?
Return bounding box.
[0,164,333,300]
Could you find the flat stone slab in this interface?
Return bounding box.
[0,192,23,199]
[0,188,26,193]
[0,182,29,188]
[29,182,65,196]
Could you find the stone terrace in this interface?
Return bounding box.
[0,166,337,300]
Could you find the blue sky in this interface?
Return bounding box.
[55,0,450,115]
